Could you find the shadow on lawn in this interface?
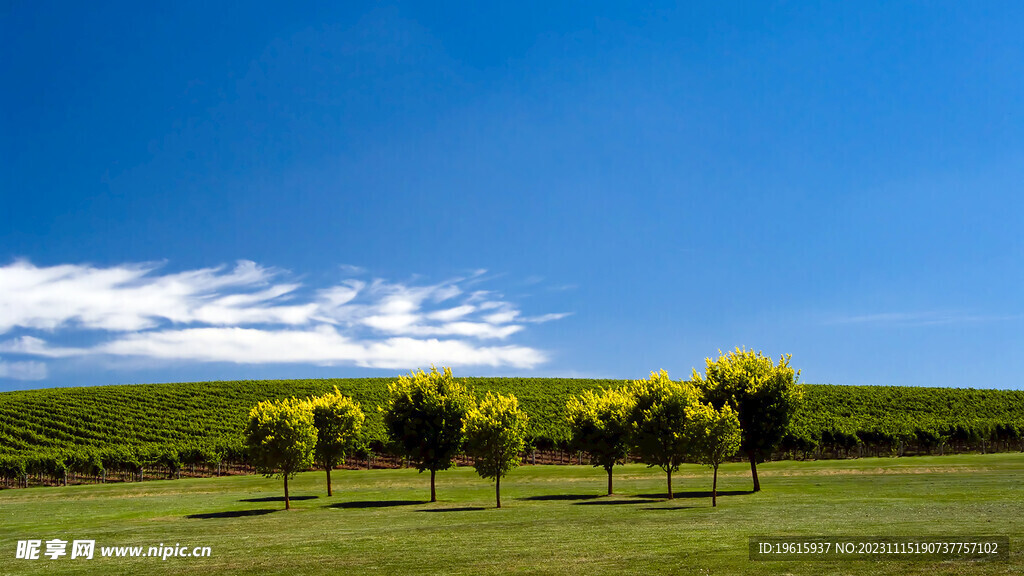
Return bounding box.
[641,505,697,511]
[240,495,319,503]
[416,507,487,513]
[520,494,601,501]
[574,498,660,506]
[186,509,277,519]
[329,500,429,509]
[635,490,754,500]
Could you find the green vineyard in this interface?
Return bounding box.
[1,378,1022,486]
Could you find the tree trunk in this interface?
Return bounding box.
[606,466,613,496]
[496,475,501,508]
[284,474,290,510]
[712,464,718,507]
[326,467,333,497]
[748,450,760,492]
[430,469,437,502]
[667,469,673,500]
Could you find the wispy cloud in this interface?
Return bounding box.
[827,311,1020,327]
[0,259,311,333]
[0,260,567,375]
[0,329,544,370]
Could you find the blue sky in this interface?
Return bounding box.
[2,1,1022,390]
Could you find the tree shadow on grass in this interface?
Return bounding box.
[329,500,429,509]
[520,494,601,501]
[240,495,319,503]
[416,507,487,513]
[641,505,697,511]
[574,498,661,506]
[186,509,278,519]
[635,490,754,500]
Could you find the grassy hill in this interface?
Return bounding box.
[1,378,1022,462]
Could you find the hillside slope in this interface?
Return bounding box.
[1,378,1022,461]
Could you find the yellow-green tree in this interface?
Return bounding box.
[310,387,365,496]
[566,387,635,495]
[383,367,474,502]
[244,398,317,510]
[463,392,529,508]
[686,403,741,506]
[692,348,803,492]
[628,370,702,499]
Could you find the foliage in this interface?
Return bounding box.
[310,387,365,469]
[566,386,634,494]
[686,402,741,506]
[464,392,529,480]
[0,375,1022,489]
[628,370,701,498]
[382,367,474,501]
[687,403,742,467]
[692,348,802,491]
[244,398,317,479]
[383,367,474,473]
[463,392,529,507]
[309,387,364,495]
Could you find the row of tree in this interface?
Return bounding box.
[567,372,742,505]
[4,374,1021,467]
[565,348,801,505]
[245,349,802,510]
[246,369,531,509]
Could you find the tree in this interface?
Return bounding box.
[383,366,474,502]
[463,392,529,508]
[245,398,317,510]
[310,387,365,496]
[566,387,635,495]
[692,348,802,492]
[686,403,741,507]
[628,370,701,499]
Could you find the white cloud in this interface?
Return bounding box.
[4,328,546,370]
[0,259,312,333]
[0,260,568,371]
[522,312,572,323]
[483,310,519,324]
[427,305,476,322]
[0,357,48,381]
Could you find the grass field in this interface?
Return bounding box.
[0,453,1020,575]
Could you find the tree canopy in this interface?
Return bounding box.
[382,366,474,502]
[463,392,529,508]
[566,386,635,495]
[686,403,742,506]
[628,370,701,499]
[244,397,317,509]
[692,348,802,492]
[310,387,365,496]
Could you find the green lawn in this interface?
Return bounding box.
[0,453,1020,575]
